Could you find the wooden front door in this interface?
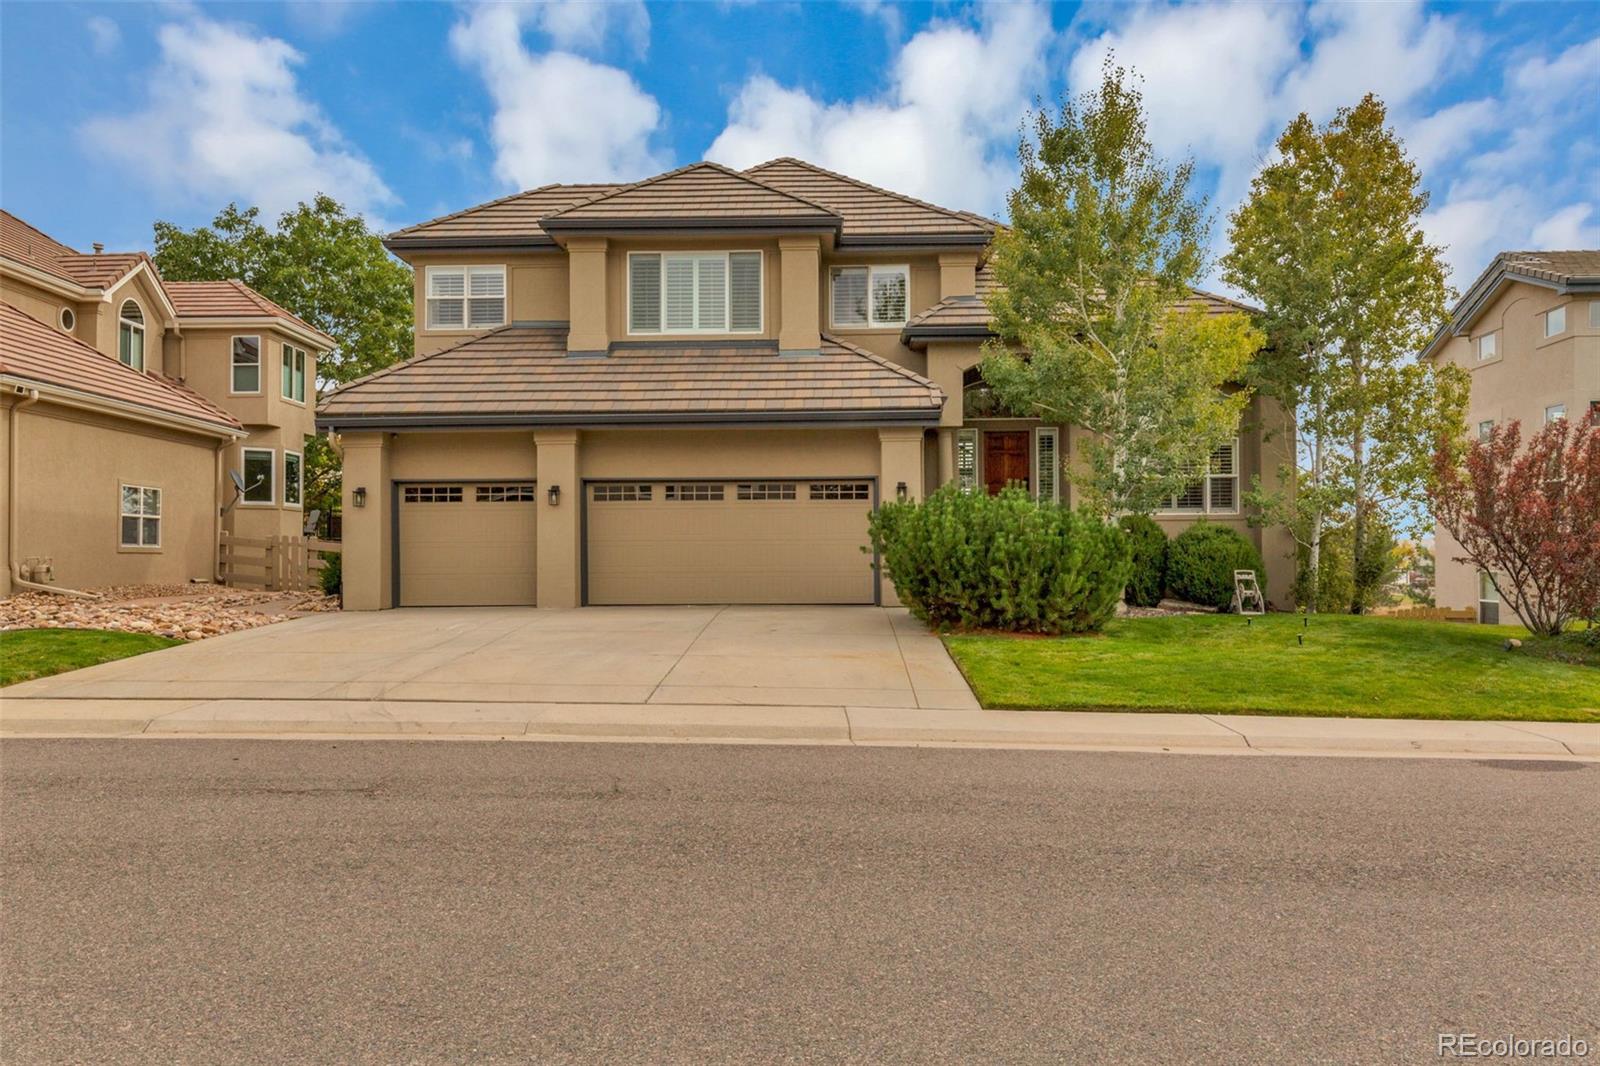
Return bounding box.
[982,431,1030,495]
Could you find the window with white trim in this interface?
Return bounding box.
[231,336,261,393]
[242,448,274,504]
[1478,419,1495,442]
[118,300,144,370]
[956,429,978,492]
[426,266,505,330]
[1546,403,1566,423]
[119,485,160,548]
[1478,571,1500,625]
[830,265,909,328]
[1544,305,1566,338]
[628,252,761,334]
[1160,439,1239,515]
[1034,427,1061,503]
[283,450,303,508]
[281,343,307,403]
[1476,332,1497,361]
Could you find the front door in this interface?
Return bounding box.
[983,431,1030,495]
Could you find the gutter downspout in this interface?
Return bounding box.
[7,388,100,600]
[213,439,228,584]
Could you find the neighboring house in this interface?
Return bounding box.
[320,160,1294,610]
[0,210,333,597]
[1423,250,1600,622]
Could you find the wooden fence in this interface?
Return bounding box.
[219,533,340,593]
[1371,605,1476,623]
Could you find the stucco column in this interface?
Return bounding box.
[938,252,979,299]
[339,432,391,610]
[778,236,821,355]
[878,427,926,606]
[534,428,581,608]
[937,428,956,487]
[925,340,983,429]
[565,238,609,355]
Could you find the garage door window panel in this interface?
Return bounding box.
[477,484,537,503]
[809,482,870,501]
[593,484,653,502]
[665,483,725,501]
[404,485,463,503]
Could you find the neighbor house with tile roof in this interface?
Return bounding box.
[321,159,1293,610]
[0,210,333,596]
[1422,249,1600,621]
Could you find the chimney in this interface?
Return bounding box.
[92,242,104,254]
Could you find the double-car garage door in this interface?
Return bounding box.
[395,477,876,607]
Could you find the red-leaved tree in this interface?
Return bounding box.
[1432,411,1600,636]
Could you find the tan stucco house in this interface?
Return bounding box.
[1,210,333,597]
[321,160,1293,610]
[1423,249,1600,621]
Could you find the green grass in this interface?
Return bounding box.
[0,629,182,687]
[944,614,1600,723]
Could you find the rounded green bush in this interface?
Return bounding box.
[1117,514,1169,607]
[1165,520,1265,611]
[867,485,1131,634]
[319,551,342,597]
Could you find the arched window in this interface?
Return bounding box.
[118,300,145,371]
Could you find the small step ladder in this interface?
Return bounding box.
[1231,570,1265,616]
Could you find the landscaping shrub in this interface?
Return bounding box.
[1118,514,1169,607]
[319,551,342,597]
[1165,520,1265,611]
[867,485,1130,634]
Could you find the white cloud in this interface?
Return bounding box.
[449,4,665,189]
[79,16,394,221]
[1279,1,1468,120]
[526,0,650,58]
[1401,98,1498,173]
[706,3,1050,214]
[86,15,121,55]
[1509,34,1600,98]
[1529,203,1597,249]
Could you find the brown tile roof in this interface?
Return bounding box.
[1,210,154,291]
[903,265,1261,343]
[385,183,623,248]
[541,163,840,230]
[319,327,943,427]
[164,279,334,345]
[0,302,242,435]
[744,159,994,245]
[1422,248,1600,360]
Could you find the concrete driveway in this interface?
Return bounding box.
[3,606,978,711]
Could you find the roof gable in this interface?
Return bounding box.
[1422,249,1600,359]
[165,280,336,348]
[744,159,994,245]
[540,162,841,232]
[1,211,153,292]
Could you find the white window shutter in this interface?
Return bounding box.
[729,252,762,332]
[427,268,466,329]
[1035,427,1060,502]
[956,430,978,492]
[871,268,908,325]
[630,254,661,332]
[665,258,695,331]
[696,255,726,330]
[467,268,505,327]
[832,267,867,326]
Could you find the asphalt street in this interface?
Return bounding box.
[2,739,1595,1065]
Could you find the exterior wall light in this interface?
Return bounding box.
[547,484,561,506]
[352,486,367,508]
[896,482,908,501]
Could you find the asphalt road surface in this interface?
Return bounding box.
[3,740,1596,1065]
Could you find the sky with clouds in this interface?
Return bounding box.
[4,1,1596,291]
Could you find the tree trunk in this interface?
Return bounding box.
[1349,353,1366,615]
[1305,371,1325,614]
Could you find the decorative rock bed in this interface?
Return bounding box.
[0,584,339,641]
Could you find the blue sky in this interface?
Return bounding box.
[4,1,1597,289]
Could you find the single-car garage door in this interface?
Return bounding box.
[585,479,876,605]
[397,482,537,606]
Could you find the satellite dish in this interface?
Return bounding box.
[229,470,247,493]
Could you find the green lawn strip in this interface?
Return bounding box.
[0,629,183,687]
[944,614,1600,723]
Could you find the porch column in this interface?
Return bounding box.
[778,236,822,355]
[878,427,925,606]
[937,428,956,487]
[340,432,392,610]
[534,428,581,608]
[566,238,609,355]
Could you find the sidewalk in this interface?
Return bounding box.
[2,695,1594,758]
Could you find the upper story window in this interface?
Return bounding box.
[1544,304,1566,338]
[60,307,76,333]
[830,265,909,328]
[426,266,505,331]
[628,252,762,335]
[242,448,274,504]
[1160,439,1239,515]
[1478,419,1495,441]
[1546,403,1566,423]
[118,300,144,371]
[231,336,261,393]
[281,343,307,403]
[1476,332,1497,361]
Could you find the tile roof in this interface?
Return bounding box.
[319,327,944,427]
[1422,248,1600,360]
[540,162,839,230]
[164,280,334,345]
[903,264,1259,342]
[1,210,153,291]
[0,302,242,435]
[385,183,622,248]
[1493,250,1600,285]
[744,159,995,244]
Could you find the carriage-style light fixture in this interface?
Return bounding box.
[896,482,908,501]
[547,484,561,506]
[352,486,367,509]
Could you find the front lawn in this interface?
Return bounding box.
[0,629,182,687]
[944,614,1600,723]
